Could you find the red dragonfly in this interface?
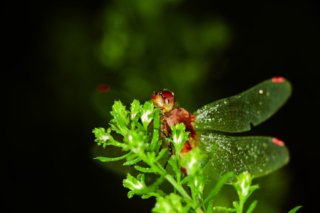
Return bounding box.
[152,77,291,181]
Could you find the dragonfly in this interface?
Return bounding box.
[151,77,291,183]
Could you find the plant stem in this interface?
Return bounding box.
[154,162,203,213]
[165,174,191,200]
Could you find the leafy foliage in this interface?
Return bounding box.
[92,99,300,212]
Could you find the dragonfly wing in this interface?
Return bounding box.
[194,77,291,132]
[199,132,289,183]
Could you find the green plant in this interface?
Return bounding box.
[93,78,301,212]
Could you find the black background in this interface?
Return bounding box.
[6,0,320,212]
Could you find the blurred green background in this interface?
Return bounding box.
[7,0,320,212]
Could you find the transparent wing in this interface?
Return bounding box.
[199,132,289,183]
[194,77,291,133]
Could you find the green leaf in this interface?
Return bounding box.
[206,200,214,213]
[212,206,236,212]
[156,148,169,161]
[110,101,129,135]
[150,108,161,151]
[246,200,257,213]
[95,153,129,162]
[167,157,181,177]
[195,78,291,133]
[122,157,141,166]
[134,165,156,173]
[288,206,302,213]
[130,99,142,121]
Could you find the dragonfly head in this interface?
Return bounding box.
[152,90,175,112]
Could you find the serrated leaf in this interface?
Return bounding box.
[110,100,129,135]
[130,99,142,121]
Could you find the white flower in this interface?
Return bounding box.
[173,134,183,145]
[141,110,152,124]
[100,135,110,141]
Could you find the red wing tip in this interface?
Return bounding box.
[272,137,285,146]
[97,84,110,93]
[271,76,286,83]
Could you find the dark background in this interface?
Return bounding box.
[6,0,320,212]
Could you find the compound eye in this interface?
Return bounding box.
[165,98,170,105]
[161,90,174,106]
[161,90,174,99]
